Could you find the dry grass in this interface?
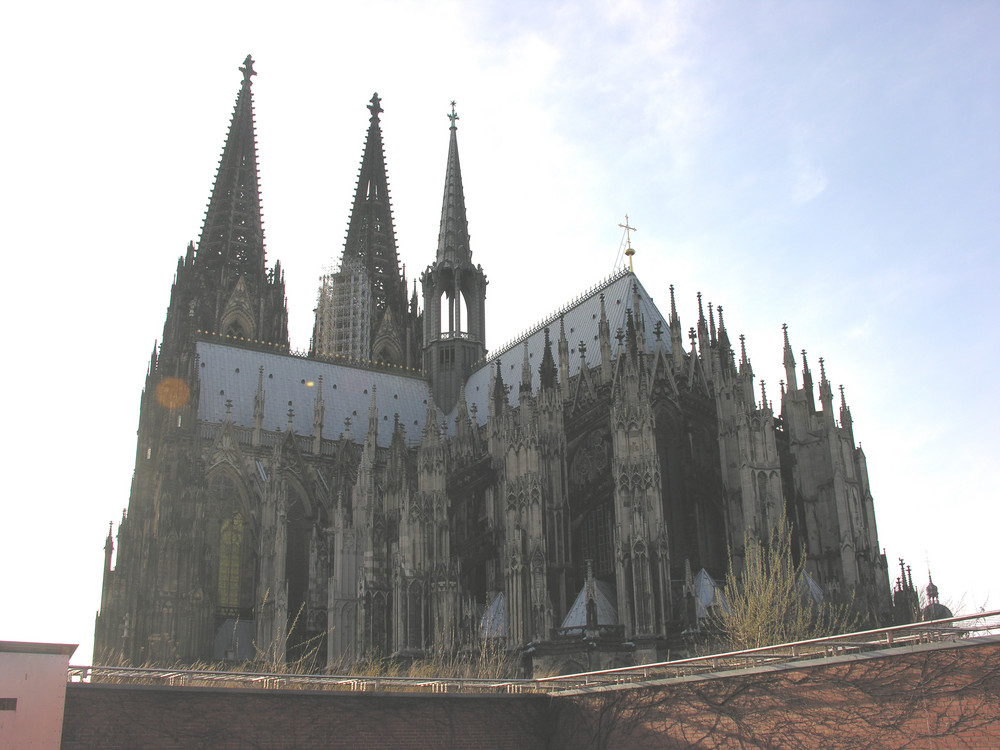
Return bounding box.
[90,609,521,691]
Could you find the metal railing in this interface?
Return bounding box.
[534,608,1000,692]
[69,609,1000,695]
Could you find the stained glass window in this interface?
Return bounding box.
[218,513,243,616]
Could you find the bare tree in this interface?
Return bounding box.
[712,519,855,652]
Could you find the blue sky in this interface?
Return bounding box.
[1,0,997,661]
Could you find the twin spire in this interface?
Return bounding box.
[179,55,287,348]
[341,91,404,317]
[197,57,475,377]
[339,92,471,311]
[198,54,266,284]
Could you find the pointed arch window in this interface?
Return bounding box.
[208,472,256,619]
[218,513,244,615]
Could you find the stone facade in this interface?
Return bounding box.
[95,58,891,668]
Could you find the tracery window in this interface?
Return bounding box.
[209,472,256,619]
[218,513,244,616]
[581,504,614,578]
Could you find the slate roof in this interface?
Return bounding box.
[452,268,671,426]
[798,570,824,606]
[560,579,619,628]
[480,591,507,639]
[196,269,671,446]
[692,568,727,619]
[196,341,431,447]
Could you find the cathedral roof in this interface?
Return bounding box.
[560,579,619,629]
[197,269,669,443]
[480,591,507,639]
[195,341,430,447]
[691,568,727,619]
[453,268,670,423]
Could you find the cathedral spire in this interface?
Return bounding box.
[782,324,798,389]
[739,333,752,377]
[557,317,570,398]
[818,357,834,413]
[492,359,506,416]
[839,384,853,434]
[164,56,288,349]
[717,305,730,352]
[669,284,684,367]
[598,292,612,383]
[520,341,533,396]
[801,349,815,412]
[539,327,557,390]
[436,101,471,264]
[421,102,486,411]
[342,93,404,316]
[197,55,266,286]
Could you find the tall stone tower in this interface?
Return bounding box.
[94,56,289,664]
[421,104,488,413]
[311,94,420,367]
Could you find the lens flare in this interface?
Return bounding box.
[156,377,190,410]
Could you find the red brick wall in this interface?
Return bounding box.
[62,640,1000,749]
[552,640,1000,750]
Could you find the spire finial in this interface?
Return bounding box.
[618,214,637,271]
[368,92,383,121]
[448,100,459,130]
[240,55,256,85]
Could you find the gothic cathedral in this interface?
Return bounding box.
[95,58,892,669]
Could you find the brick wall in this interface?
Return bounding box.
[61,687,553,750]
[62,640,1000,749]
[552,640,1000,750]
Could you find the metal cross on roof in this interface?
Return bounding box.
[368,93,383,121]
[448,101,459,129]
[619,215,637,271]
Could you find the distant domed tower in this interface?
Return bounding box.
[921,570,953,622]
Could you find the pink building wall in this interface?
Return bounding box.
[0,641,77,750]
